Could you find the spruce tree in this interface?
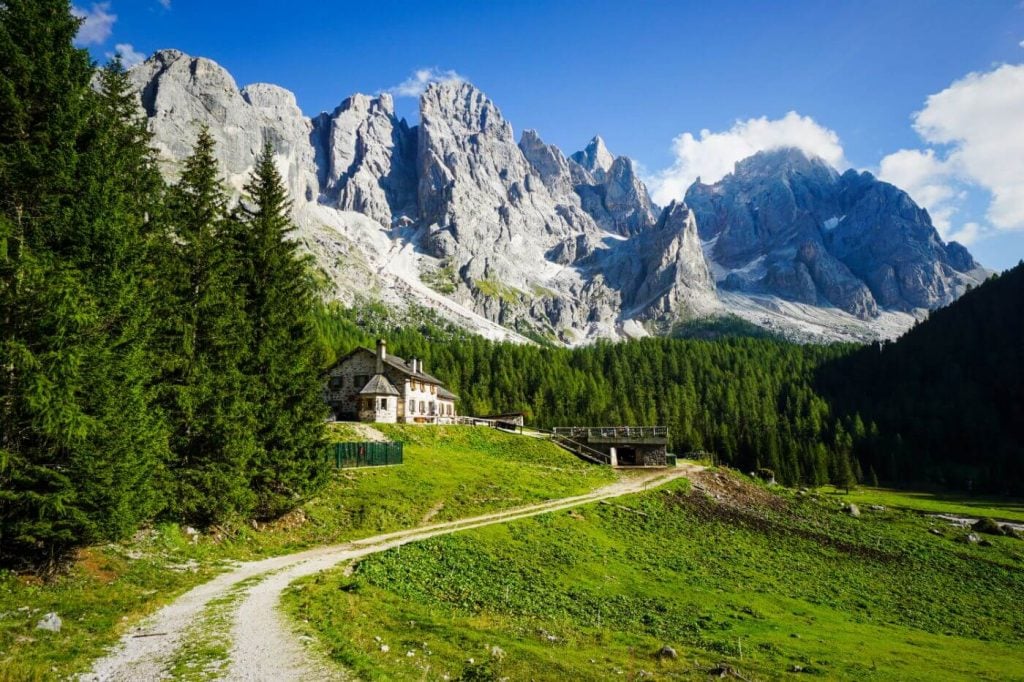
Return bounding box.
[236,143,326,518]
[0,2,168,564]
[161,129,257,523]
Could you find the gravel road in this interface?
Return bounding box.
[83,465,696,681]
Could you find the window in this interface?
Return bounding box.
[408,400,415,413]
[431,385,437,395]
[419,400,425,413]
[379,398,388,411]
[355,374,368,389]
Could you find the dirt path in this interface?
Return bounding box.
[82,465,698,681]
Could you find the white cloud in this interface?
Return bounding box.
[71,2,116,46]
[910,63,1024,232]
[649,111,847,205]
[878,148,961,233]
[948,221,981,246]
[158,0,171,8]
[107,43,146,68]
[386,68,464,98]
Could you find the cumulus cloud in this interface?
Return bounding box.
[878,148,961,233]
[649,111,847,205]
[948,222,981,246]
[71,2,116,46]
[386,68,464,98]
[158,0,172,8]
[911,63,1024,232]
[107,43,146,68]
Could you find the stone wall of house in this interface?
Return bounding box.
[326,350,381,419]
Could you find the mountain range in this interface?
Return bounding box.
[128,50,988,344]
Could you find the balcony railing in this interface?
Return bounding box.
[551,426,668,440]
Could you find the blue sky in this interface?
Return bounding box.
[75,0,1024,270]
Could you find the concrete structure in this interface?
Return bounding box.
[552,426,668,466]
[325,339,458,424]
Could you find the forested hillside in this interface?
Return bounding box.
[819,262,1024,494]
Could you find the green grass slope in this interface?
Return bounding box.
[0,425,612,679]
[285,470,1024,681]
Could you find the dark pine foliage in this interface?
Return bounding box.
[818,263,1024,495]
[235,143,327,518]
[158,128,258,524]
[0,2,169,565]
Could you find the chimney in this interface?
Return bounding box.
[376,339,385,374]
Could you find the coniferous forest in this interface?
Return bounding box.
[0,1,326,565]
[2,2,1022,567]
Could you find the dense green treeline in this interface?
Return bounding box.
[0,1,325,565]
[820,262,1024,495]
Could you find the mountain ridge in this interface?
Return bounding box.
[127,49,986,345]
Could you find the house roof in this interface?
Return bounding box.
[437,386,459,401]
[334,347,446,385]
[358,373,399,396]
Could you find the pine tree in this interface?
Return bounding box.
[161,128,257,523]
[0,2,168,564]
[236,143,326,518]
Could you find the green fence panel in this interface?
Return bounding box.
[326,441,403,469]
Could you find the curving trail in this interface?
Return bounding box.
[83,465,698,681]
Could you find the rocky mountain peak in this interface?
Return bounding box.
[731,146,840,185]
[126,50,985,344]
[518,129,574,197]
[129,50,319,201]
[420,79,509,138]
[317,91,416,225]
[570,135,615,180]
[687,145,987,317]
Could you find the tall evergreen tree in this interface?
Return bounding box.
[0,2,168,564]
[161,128,257,523]
[236,143,326,518]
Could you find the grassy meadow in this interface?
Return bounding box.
[0,425,613,679]
[284,470,1024,681]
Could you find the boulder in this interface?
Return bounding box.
[657,645,678,660]
[36,612,61,632]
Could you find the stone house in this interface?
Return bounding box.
[324,339,458,424]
